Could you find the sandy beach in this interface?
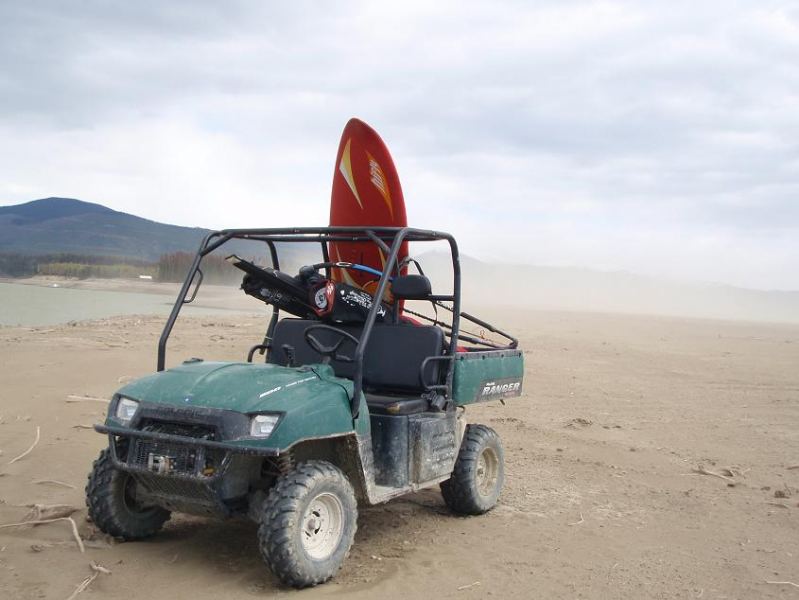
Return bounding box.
[1,307,798,599]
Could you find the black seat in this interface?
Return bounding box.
[268,319,445,407]
[364,393,430,416]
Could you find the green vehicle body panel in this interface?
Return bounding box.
[452,350,524,406]
[107,361,369,451]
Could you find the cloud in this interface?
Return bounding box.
[0,0,797,289]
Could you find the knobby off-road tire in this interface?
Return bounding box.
[441,424,505,515]
[85,448,170,540]
[258,461,357,588]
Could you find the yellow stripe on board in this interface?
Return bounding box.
[338,138,363,210]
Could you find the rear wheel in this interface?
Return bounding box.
[85,448,170,540]
[258,461,357,588]
[441,424,504,515]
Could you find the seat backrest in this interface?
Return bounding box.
[268,319,360,378]
[362,324,444,392]
[268,319,444,392]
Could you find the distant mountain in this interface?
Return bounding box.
[0,198,214,261]
[0,197,113,222]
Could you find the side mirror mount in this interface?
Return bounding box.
[391,274,432,300]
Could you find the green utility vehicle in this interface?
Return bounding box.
[87,227,524,587]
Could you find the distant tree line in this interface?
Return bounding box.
[0,251,244,284]
[0,254,39,277]
[0,253,156,279]
[156,252,240,284]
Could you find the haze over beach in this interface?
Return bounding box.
[1,197,798,326]
[1,3,798,600]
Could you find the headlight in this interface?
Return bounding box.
[250,414,280,438]
[115,397,139,424]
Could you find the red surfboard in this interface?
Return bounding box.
[328,118,408,299]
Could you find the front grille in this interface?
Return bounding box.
[140,420,216,440]
[126,419,223,477]
[131,439,200,475]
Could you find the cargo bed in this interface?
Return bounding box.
[452,349,524,406]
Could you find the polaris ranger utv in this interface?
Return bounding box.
[87,227,523,588]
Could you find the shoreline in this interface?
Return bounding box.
[0,275,181,296]
[0,277,266,328]
[3,275,799,329]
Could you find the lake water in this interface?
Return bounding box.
[0,282,257,326]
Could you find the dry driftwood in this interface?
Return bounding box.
[0,517,84,553]
[66,573,97,600]
[65,395,108,404]
[65,562,113,600]
[31,539,110,551]
[8,426,40,464]
[691,466,735,483]
[568,512,585,526]
[91,562,112,575]
[33,479,76,490]
[457,581,481,591]
[766,580,799,588]
[26,504,79,520]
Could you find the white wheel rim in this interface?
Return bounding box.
[475,447,499,497]
[300,492,344,560]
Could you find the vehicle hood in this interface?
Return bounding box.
[117,361,351,414]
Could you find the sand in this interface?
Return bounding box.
[1,308,798,599]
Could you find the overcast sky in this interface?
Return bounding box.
[1,1,797,290]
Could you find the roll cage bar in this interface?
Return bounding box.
[157,226,518,416]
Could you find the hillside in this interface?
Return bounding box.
[0,198,213,261]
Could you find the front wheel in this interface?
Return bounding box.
[85,448,170,540]
[441,424,505,515]
[258,461,358,588]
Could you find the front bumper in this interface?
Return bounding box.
[96,421,280,518]
[95,424,280,456]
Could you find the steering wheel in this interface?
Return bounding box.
[303,324,360,364]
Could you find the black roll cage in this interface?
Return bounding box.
[157,226,517,416]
